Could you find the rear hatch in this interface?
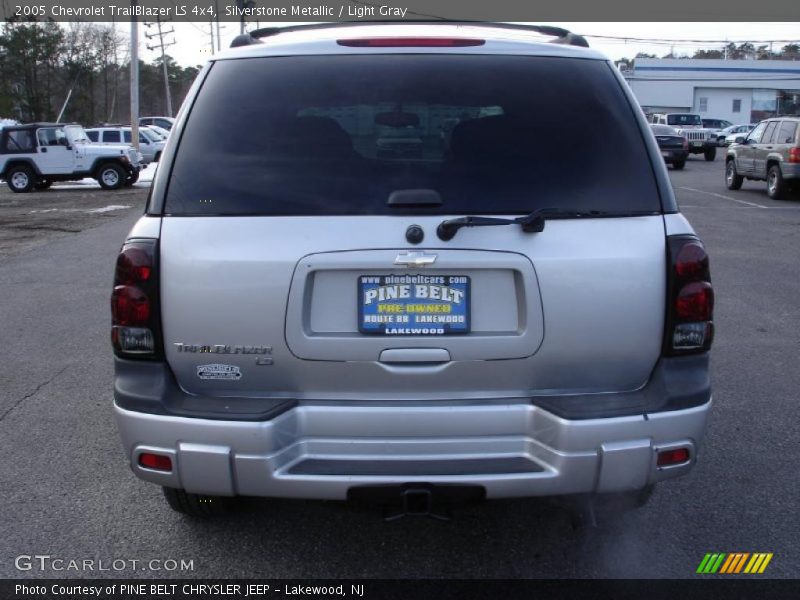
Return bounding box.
[158,52,666,401]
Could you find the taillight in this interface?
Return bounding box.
[664,236,714,355]
[337,37,485,47]
[789,147,800,163]
[138,453,172,471]
[111,239,162,358]
[657,448,690,467]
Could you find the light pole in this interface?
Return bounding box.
[130,0,139,151]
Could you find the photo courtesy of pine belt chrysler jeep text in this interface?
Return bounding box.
[111,22,714,520]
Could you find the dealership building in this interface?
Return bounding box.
[624,58,800,124]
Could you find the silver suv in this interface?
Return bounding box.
[86,126,166,165]
[725,117,800,199]
[112,23,714,519]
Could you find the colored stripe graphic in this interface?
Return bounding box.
[699,553,726,573]
[710,553,726,573]
[752,552,772,573]
[696,553,713,573]
[732,553,749,573]
[700,552,773,574]
[722,553,739,573]
[719,554,736,574]
[744,554,761,573]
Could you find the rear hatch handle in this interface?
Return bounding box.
[379,348,451,364]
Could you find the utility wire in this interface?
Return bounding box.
[579,34,800,45]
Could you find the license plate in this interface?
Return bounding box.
[358,274,470,335]
[692,141,703,147]
[661,150,671,158]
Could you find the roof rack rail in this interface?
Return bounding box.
[230,21,589,49]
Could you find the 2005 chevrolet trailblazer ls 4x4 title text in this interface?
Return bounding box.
[110,22,714,520]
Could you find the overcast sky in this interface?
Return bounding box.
[127,22,800,67]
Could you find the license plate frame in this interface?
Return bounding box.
[357,274,471,335]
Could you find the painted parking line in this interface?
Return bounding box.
[678,187,768,209]
[29,205,131,214]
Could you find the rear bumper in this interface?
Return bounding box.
[114,393,711,500]
[660,149,688,162]
[687,142,715,153]
[780,162,800,179]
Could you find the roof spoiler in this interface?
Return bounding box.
[230,21,589,49]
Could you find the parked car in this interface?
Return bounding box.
[112,23,714,520]
[701,118,732,133]
[0,122,141,192]
[86,126,165,165]
[650,124,689,169]
[722,124,758,146]
[702,119,733,147]
[144,124,170,140]
[139,116,175,131]
[725,117,800,199]
[651,113,717,160]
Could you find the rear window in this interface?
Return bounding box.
[2,129,35,153]
[651,125,679,136]
[667,114,702,127]
[165,55,661,216]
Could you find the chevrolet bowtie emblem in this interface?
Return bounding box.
[394,251,437,267]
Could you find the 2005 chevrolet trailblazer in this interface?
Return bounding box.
[112,23,714,519]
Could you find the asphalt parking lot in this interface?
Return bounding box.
[0,155,798,579]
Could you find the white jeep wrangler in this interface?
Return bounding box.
[651,113,717,161]
[0,122,142,192]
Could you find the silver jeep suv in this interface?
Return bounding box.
[112,23,714,519]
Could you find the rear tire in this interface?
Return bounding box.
[767,165,787,199]
[162,487,230,518]
[124,172,139,186]
[96,162,125,190]
[704,147,717,161]
[725,160,744,190]
[672,160,686,170]
[6,165,35,193]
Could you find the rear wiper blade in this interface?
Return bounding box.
[436,208,657,241]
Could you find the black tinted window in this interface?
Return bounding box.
[667,114,701,126]
[651,125,679,136]
[3,129,35,153]
[86,131,99,142]
[165,55,661,216]
[103,130,121,143]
